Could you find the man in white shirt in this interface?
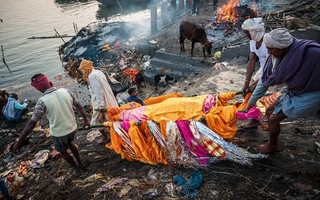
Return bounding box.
[79,59,119,144]
[240,18,269,129]
[241,18,269,95]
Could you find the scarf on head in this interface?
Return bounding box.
[78,58,94,83]
[261,38,320,94]
[31,74,53,91]
[263,28,293,49]
[241,18,265,42]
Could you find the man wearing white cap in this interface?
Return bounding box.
[240,18,269,129]
[241,18,269,95]
[246,28,320,154]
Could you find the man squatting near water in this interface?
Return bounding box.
[12,74,90,171]
[245,28,320,154]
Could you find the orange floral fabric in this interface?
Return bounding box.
[259,91,282,108]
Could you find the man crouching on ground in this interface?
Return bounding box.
[12,74,90,171]
[246,28,320,154]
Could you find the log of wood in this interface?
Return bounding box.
[27,35,74,39]
[295,126,320,134]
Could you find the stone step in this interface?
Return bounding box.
[153,50,213,67]
[144,50,214,83]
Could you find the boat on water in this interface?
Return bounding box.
[97,0,150,7]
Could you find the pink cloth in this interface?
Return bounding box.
[176,120,208,165]
[121,121,131,132]
[202,95,215,114]
[31,74,53,91]
[119,106,147,122]
[236,107,263,121]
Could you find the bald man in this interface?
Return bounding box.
[246,28,320,154]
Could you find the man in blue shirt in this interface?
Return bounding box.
[125,87,145,106]
[2,93,28,122]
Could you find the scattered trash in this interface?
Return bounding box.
[126,179,140,187]
[172,171,203,200]
[83,173,104,183]
[149,40,157,44]
[86,130,102,143]
[30,150,50,169]
[147,168,158,181]
[144,188,159,198]
[32,122,50,137]
[213,51,222,59]
[316,142,320,154]
[17,161,29,177]
[312,130,320,137]
[118,185,131,197]
[96,177,128,193]
[54,174,71,186]
[165,182,176,197]
[143,55,151,61]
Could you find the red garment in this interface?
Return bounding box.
[123,69,139,83]
[31,74,53,91]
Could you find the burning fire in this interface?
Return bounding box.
[216,0,240,23]
[216,0,258,24]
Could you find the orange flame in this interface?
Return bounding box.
[216,0,240,23]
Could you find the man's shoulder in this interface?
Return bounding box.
[58,88,69,92]
[125,96,132,101]
[89,70,105,79]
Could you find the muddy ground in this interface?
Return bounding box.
[1,0,320,200]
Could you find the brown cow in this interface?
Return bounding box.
[179,20,213,58]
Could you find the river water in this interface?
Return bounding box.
[0,0,152,91]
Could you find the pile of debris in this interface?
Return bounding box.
[263,0,320,30]
[59,21,149,94]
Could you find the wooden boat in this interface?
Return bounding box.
[97,0,150,7]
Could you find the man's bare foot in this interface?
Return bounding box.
[239,119,261,129]
[257,143,279,154]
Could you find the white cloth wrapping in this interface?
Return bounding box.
[263,28,293,49]
[88,69,118,125]
[242,18,265,42]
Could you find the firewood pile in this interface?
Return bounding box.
[263,0,320,30]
